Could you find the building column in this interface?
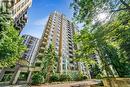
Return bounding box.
[77,62,81,71]
[58,15,63,74]
[11,70,21,85]
[0,69,5,81]
[27,71,32,83]
[57,56,63,74]
[10,65,20,85]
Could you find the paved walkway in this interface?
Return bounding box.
[1,80,101,87]
[32,80,101,87]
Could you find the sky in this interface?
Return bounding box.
[21,0,73,39]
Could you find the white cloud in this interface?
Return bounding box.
[33,16,48,26]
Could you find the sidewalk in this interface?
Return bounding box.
[32,80,101,87]
[0,84,31,87]
[0,80,101,87]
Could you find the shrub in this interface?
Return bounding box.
[71,72,85,81]
[66,74,72,81]
[49,74,59,82]
[59,74,72,81]
[82,75,87,80]
[95,73,103,79]
[19,72,28,81]
[31,72,44,85]
[59,74,67,81]
[69,72,78,81]
[2,75,12,81]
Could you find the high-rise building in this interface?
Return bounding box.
[35,11,79,73]
[0,0,32,32]
[22,35,39,66]
[0,35,40,85]
[0,1,33,85]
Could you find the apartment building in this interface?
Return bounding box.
[22,35,39,66]
[0,0,32,32]
[0,35,40,85]
[0,1,33,85]
[35,11,80,73]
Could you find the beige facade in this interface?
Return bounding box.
[0,0,32,32]
[35,11,79,73]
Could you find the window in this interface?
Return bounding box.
[56,42,59,45]
[63,64,66,70]
[52,30,54,33]
[51,34,53,37]
[55,47,59,51]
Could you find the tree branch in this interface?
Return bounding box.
[111,7,130,12]
[120,0,130,9]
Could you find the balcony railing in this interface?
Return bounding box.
[11,0,32,19]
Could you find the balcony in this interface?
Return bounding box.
[40,47,45,50]
[69,54,74,58]
[38,53,43,56]
[69,50,73,54]
[42,42,46,45]
[43,37,48,42]
[44,32,48,36]
[46,28,50,33]
[11,0,32,19]
[39,47,45,53]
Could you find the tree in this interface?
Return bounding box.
[39,44,57,82]
[90,64,102,79]
[0,7,26,68]
[0,7,11,32]
[71,0,130,77]
[102,11,130,76]
[74,30,96,78]
[32,72,44,85]
[74,29,116,77]
[71,0,130,24]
